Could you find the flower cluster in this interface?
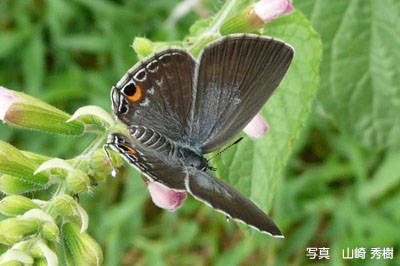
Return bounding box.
[0,88,123,265]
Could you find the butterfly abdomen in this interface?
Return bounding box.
[128,125,208,171]
[129,126,170,151]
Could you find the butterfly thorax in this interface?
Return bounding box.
[178,147,207,171]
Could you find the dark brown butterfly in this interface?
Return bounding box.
[108,34,294,237]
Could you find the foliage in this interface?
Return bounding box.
[296,0,400,151]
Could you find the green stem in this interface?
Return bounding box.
[189,0,239,57]
[208,0,237,34]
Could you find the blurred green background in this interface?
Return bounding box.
[1,0,399,265]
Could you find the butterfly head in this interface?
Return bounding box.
[111,86,131,118]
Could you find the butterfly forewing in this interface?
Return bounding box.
[189,35,294,153]
[112,49,196,143]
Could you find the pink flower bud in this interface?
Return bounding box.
[243,113,270,140]
[147,182,187,212]
[0,87,84,135]
[0,87,20,121]
[254,0,293,23]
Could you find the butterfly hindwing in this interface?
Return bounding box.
[112,49,196,143]
[189,35,294,153]
[108,132,187,190]
[185,168,283,237]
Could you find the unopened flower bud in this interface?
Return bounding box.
[0,218,40,245]
[243,113,270,140]
[0,87,20,121]
[52,195,88,232]
[220,0,293,34]
[0,175,40,195]
[53,194,76,217]
[0,86,84,136]
[42,222,60,242]
[132,38,177,59]
[0,141,49,186]
[254,0,293,23]
[89,149,122,179]
[16,209,59,242]
[147,182,187,212]
[0,195,40,216]
[89,170,107,182]
[62,222,103,266]
[132,37,156,59]
[67,170,90,193]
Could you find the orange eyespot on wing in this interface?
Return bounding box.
[124,83,143,103]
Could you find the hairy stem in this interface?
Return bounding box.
[189,0,240,57]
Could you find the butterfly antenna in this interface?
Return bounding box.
[207,137,244,162]
[103,144,117,177]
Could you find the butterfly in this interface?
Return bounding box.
[107,34,294,237]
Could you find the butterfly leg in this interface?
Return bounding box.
[201,160,217,172]
[103,143,118,177]
[207,165,217,171]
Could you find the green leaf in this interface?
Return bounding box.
[214,11,322,212]
[296,0,400,150]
